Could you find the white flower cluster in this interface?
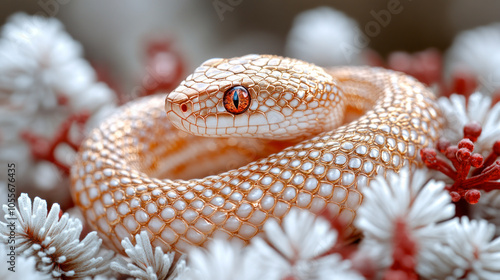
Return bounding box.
[420,217,500,279]
[438,91,500,237]
[0,193,113,279]
[438,91,500,153]
[111,231,187,280]
[356,167,500,279]
[185,208,363,280]
[445,23,500,95]
[355,168,455,271]
[0,13,117,190]
[0,243,51,280]
[110,209,363,280]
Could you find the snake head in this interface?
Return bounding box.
[165,54,344,140]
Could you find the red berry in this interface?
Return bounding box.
[458,138,474,151]
[457,148,471,162]
[445,146,458,160]
[420,123,500,205]
[470,153,484,168]
[450,191,461,202]
[465,189,481,204]
[463,122,482,142]
[436,138,451,153]
[420,148,437,167]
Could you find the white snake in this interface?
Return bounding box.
[70,54,442,253]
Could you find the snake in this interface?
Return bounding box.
[70,54,442,254]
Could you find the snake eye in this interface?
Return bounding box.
[223,86,251,115]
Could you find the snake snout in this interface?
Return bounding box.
[166,91,189,105]
[165,92,190,114]
[165,91,193,132]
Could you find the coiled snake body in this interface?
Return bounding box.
[71,55,442,253]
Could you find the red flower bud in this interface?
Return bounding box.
[420,122,499,205]
[458,138,474,151]
[456,148,471,162]
[450,191,461,202]
[445,146,458,160]
[436,138,451,153]
[470,153,484,168]
[465,189,481,204]
[463,122,482,142]
[420,148,437,167]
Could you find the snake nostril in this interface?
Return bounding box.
[181,103,188,112]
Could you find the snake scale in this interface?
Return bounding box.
[70,54,442,253]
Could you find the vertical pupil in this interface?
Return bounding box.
[232,90,239,109]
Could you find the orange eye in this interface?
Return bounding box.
[223,86,251,115]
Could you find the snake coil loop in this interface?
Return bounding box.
[71,55,442,253]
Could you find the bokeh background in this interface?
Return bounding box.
[3,0,500,94]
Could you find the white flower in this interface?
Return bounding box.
[471,190,500,236]
[419,217,500,280]
[0,13,117,190]
[355,167,455,270]
[0,13,116,114]
[185,209,363,280]
[181,209,363,280]
[0,193,112,278]
[438,91,500,153]
[186,238,256,280]
[248,208,364,280]
[111,231,187,280]
[438,92,500,247]
[0,243,52,280]
[285,6,365,66]
[445,23,500,95]
[0,13,82,113]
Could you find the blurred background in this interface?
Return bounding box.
[2,0,500,93]
[2,0,500,207]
